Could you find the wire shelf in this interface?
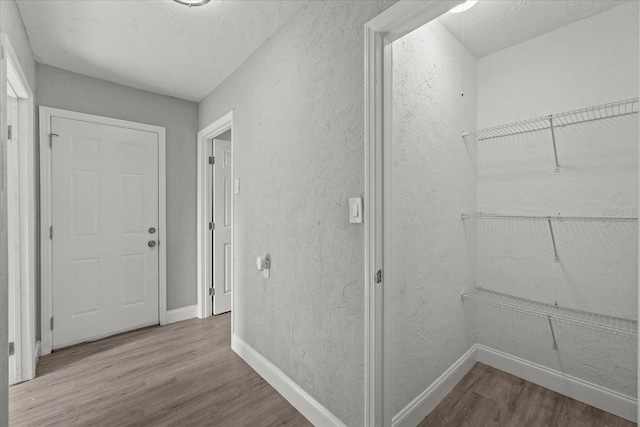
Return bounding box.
[461,213,638,223]
[466,98,639,141]
[462,287,638,339]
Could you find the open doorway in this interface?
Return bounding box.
[2,33,37,385]
[365,1,638,425]
[197,112,234,322]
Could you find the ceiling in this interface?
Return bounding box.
[438,0,629,59]
[17,0,307,102]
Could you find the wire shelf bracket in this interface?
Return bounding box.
[461,287,638,340]
[463,98,639,172]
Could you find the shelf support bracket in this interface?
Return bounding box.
[547,315,558,350]
[547,219,560,262]
[549,116,560,173]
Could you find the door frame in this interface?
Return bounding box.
[1,33,37,383]
[39,106,167,356]
[196,111,233,324]
[362,2,462,425]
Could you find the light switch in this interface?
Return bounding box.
[234,179,240,194]
[349,197,363,224]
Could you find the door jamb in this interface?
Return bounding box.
[39,106,167,356]
[363,2,463,425]
[1,33,37,383]
[196,111,234,326]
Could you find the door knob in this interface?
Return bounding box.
[148,227,156,234]
[148,240,156,248]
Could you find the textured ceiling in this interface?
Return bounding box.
[17,0,306,102]
[438,0,629,59]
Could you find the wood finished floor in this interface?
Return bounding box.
[9,314,311,427]
[420,362,636,427]
[10,318,636,427]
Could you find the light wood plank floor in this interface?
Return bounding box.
[10,314,311,426]
[420,362,636,427]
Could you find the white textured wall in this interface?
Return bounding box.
[198,2,394,425]
[0,2,36,423]
[37,64,199,311]
[391,19,478,414]
[474,2,638,397]
[1,0,36,89]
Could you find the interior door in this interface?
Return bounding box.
[7,95,20,384]
[51,116,159,349]
[212,138,232,314]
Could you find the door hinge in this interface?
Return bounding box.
[376,269,383,284]
[209,222,215,231]
[50,317,54,330]
[209,287,215,296]
[50,226,53,239]
[8,342,14,356]
[7,125,12,141]
[49,133,59,148]
[209,156,215,165]
[0,45,4,60]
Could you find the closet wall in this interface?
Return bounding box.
[474,1,638,397]
[391,19,477,414]
[391,0,638,418]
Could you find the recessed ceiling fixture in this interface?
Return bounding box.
[173,0,211,7]
[449,0,478,13]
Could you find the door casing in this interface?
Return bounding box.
[39,106,167,356]
[196,112,234,326]
[363,2,463,425]
[1,33,37,384]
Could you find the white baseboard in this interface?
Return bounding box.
[476,344,638,423]
[231,334,347,427]
[165,305,198,324]
[392,344,478,427]
[32,340,41,377]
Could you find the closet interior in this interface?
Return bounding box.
[391,0,638,424]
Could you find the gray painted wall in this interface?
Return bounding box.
[198,1,394,425]
[1,1,37,424]
[37,64,199,312]
[391,19,478,414]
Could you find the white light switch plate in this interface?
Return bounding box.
[349,197,363,224]
[234,179,240,194]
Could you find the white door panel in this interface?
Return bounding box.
[52,117,159,348]
[213,138,232,314]
[7,96,20,384]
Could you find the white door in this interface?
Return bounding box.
[7,95,20,384]
[212,138,232,314]
[51,116,159,349]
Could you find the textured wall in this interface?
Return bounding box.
[198,1,394,425]
[391,19,478,414]
[1,0,36,89]
[37,64,199,311]
[474,2,638,397]
[0,2,36,422]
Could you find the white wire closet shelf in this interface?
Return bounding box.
[460,213,639,223]
[462,287,638,339]
[465,98,639,141]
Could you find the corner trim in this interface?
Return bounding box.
[476,345,638,423]
[165,305,198,324]
[392,344,478,427]
[231,334,347,427]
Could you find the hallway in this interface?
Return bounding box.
[9,314,310,426]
